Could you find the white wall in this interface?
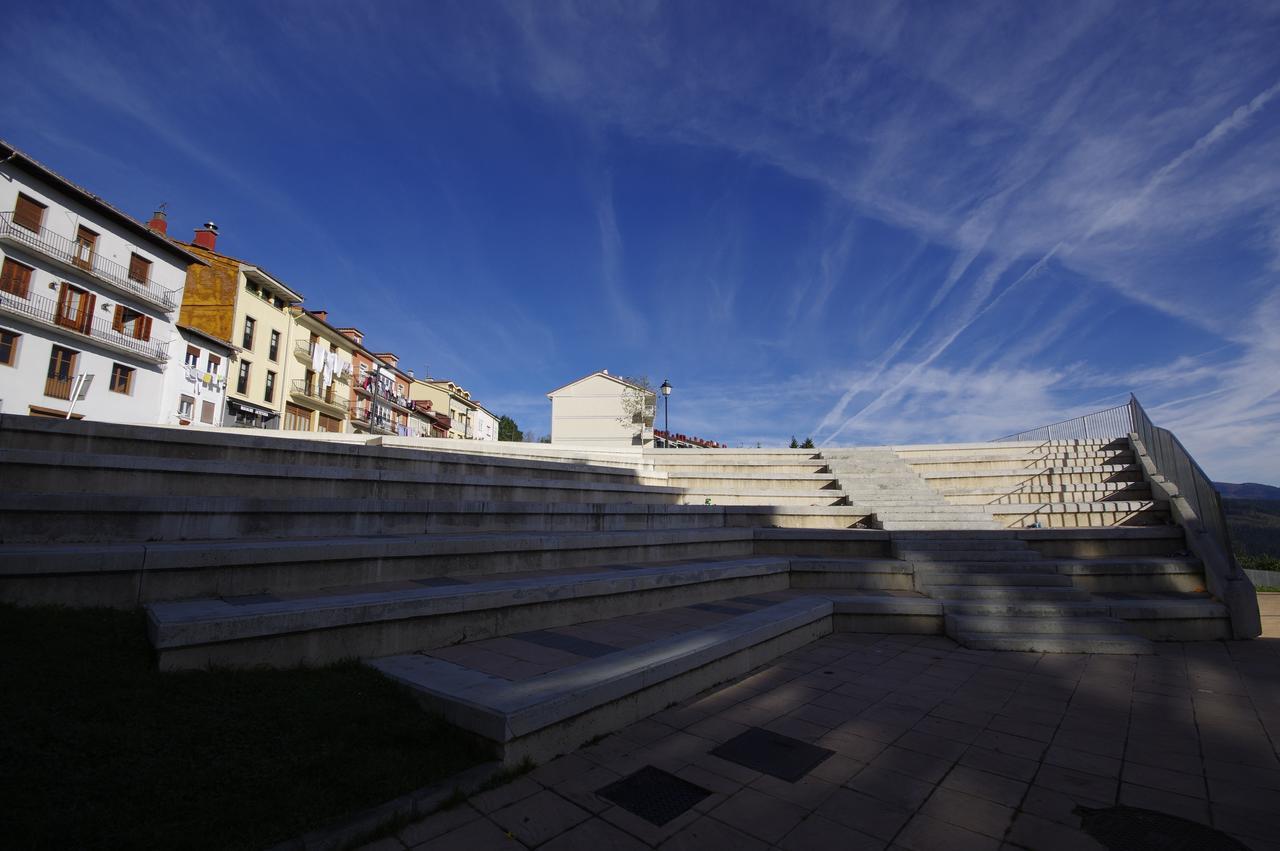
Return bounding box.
[160,330,232,427]
[0,162,189,422]
[473,408,498,441]
[549,373,653,448]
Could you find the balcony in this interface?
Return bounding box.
[290,378,348,415]
[44,376,74,400]
[354,377,413,413]
[0,212,179,312]
[0,288,168,363]
[295,340,351,382]
[349,402,399,435]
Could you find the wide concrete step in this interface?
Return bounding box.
[894,549,1043,562]
[891,538,1031,551]
[147,556,796,670]
[947,614,1133,635]
[0,494,877,543]
[876,520,1005,531]
[919,464,1144,484]
[953,632,1154,654]
[0,448,685,505]
[926,586,1091,602]
[665,472,843,491]
[368,596,834,763]
[906,453,1136,471]
[0,417,653,482]
[654,463,833,475]
[1,527,760,608]
[920,572,1073,588]
[678,489,850,506]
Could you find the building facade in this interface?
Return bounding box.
[162,325,235,427]
[281,308,354,433]
[547,370,655,448]
[0,142,202,422]
[410,379,478,439]
[472,403,498,442]
[176,229,304,429]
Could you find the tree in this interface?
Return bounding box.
[615,375,657,431]
[789,436,799,449]
[498,415,523,442]
[800,437,815,449]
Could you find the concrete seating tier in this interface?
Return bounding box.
[0,495,874,544]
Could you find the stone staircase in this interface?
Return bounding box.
[822,448,1002,530]
[0,414,1239,764]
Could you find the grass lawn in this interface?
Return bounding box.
[0,604,493,850]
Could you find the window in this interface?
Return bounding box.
[236,361,250,394]
[111,306,152,340]
[268,329,280,361]
[45,346,77,399]
[128,253,152,285]
[206,353,221,374]
[318,413,341,433]
[264,370,276,403]
[1,257,33,298]
[243,316,256,349]
[109,363,134,395]
[178,395,194,420]
[304,368,316,396]
[185,345,200,367]
[13,193,46,232]
[0,329,18,366]
[73,226,98,270]
[200,401,215,424]
[284,402,311,431]
[55,283,94,334]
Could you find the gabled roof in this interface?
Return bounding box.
[0,139,206,266]
[546,370,654,398]
[176,324,238,353]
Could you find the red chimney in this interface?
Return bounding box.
[193,221,219,251]
[375,352,399,367]
[147,206,168,234]
[311,310,328,322]
[338,327,364,345]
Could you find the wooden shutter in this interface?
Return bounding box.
[13,194,45,232]
[56,283,74,329]
[134,315,152,341]
[128,254,151,284]
[1,258,33,298]
[81,293,96,334]
[112,305,126,333]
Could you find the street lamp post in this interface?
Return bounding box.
[660,379,672,447]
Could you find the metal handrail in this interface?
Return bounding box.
[993,401,1133,442]
[1127,395,1242,579]
[290,378,344,407]
[0,212,179,311]
[0,288,168,361]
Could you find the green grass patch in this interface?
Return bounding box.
[0,604,493,851]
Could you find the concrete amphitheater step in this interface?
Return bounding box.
[946,613,1134,636]
[146,556,797,670]
[368,595,836,764]
[0,527,763,608]
[918,572,1074,588]
[894,549,1044,562]
[926,586,1093,602]
[0,494,875,544]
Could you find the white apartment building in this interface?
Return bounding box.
[162,325,236,427]
[0,141,202,421]
[547,370,655,448]
[473,403,499,442]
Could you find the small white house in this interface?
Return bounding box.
[162,325,235,427]
[547,370,655,448]
[0,140,203,422]
[472,403,498,442]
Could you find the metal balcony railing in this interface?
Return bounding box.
[44,375,74,400]
[290,378,344,408]
[349,403,399,434]
[0,288,168,361]
[993,401,1134,442]
[354,378,413,412]
[0,212,179,311]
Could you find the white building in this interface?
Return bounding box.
[472,403,499,442]
[547,370,655,448]
[162,325,235,427]
[0,141,202,421]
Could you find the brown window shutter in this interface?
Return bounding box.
[0,258,28,297]
[13,194,46,232]
[142,315,153,341]
[81,294,96,334]
[128,254,150,284]
[112,305,125,333]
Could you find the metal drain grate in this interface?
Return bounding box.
[596,765,711,826]
[1075,805,1252,850]
[710,726,835,782]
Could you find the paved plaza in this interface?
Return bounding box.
[369,633,1280,851]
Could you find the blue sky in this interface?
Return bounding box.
[4,1,1280,482]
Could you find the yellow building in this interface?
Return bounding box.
[410,378,478,438]
[280,308,356,433]
[176,225,304,428]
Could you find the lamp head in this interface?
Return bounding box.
[660,379,672,396]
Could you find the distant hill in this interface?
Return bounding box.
[1216,482,1280,500]
[1222,497,1280,560]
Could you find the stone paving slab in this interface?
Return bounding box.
[368,633,1280,850]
